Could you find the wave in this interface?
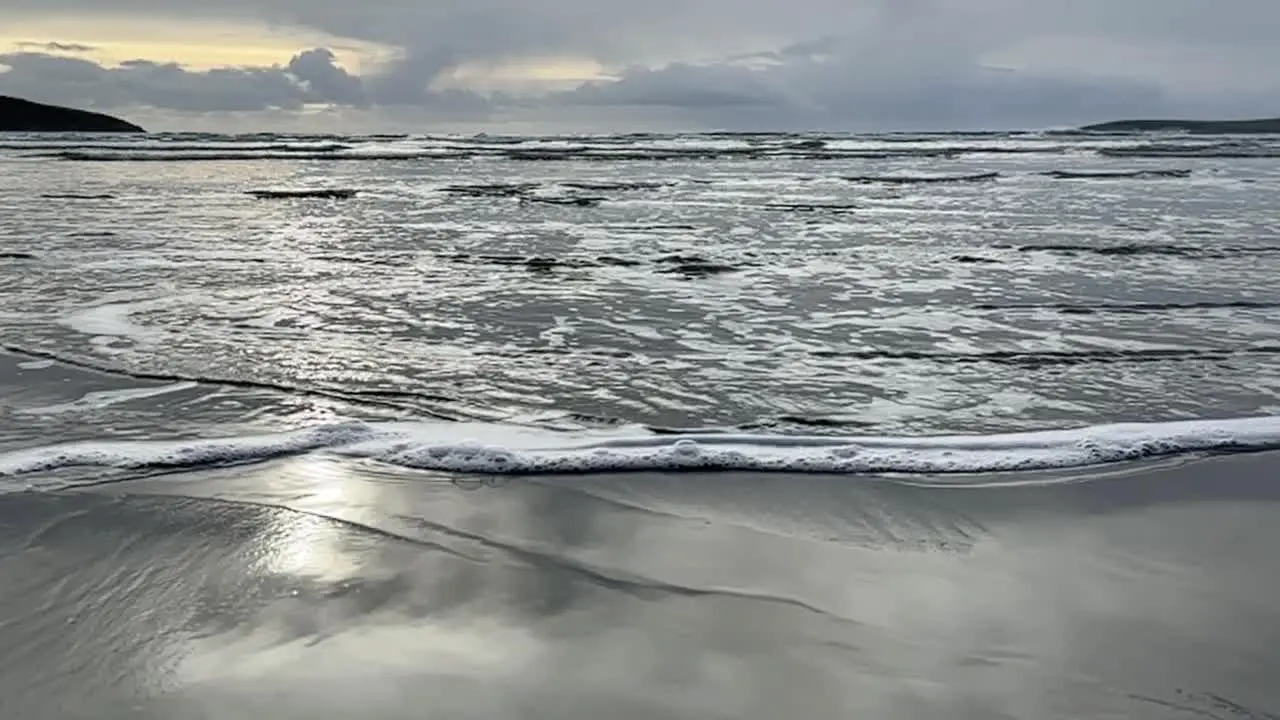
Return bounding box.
[4,131,1278,166]
[24,144,1277,163]
[3,415,1280,484]
[1099,143,1280,159]
[0,344,468,421]
[36,150,436,162]
[0,420,376,478]
[0,141,353,152]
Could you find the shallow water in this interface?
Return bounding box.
[3,131,1280,438]
[2,130,1280,718]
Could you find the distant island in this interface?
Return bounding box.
[0,96,145,133]
[1079,118,1280,134]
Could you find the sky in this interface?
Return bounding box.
[1,0,1278,133]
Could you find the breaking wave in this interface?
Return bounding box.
[10,131,1273,163]
[3,415,1280,486]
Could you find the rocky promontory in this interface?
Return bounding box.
[0,96,145,132]
[1080,118,1280,134]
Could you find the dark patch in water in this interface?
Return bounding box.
[0,252,35,260]
[974,300,1280,314]
[1003,243,1280,258]
[808,345,1280,367]
[1024,243,1196,257]
[560,181,671,191]
[950,254,1001,264]
[435,252,744,277]
[438,253,600,271]
[653,254,744,278]
[39,192,116,200]
[1042,168,1191,179]
[247,188,359,199]
[310,253,411,267]
[842,171,1000,184]
[440,182,539,198]
[521,195,604,207]
[769,415,879,430]
[762,202,858,213]
[595,255,645,267]
[442,181,658,206]
[66,231,117,238]
[630,223,698,231]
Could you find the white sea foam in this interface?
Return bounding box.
[60,300,166,344]
[2,415,1279,485]
[14,381,199,415]
[0,420,376,479]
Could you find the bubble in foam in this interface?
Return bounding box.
[828,444,862,459]
[672,439,701,457]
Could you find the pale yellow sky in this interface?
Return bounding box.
[0,13,605,90]
[1,14,393,72]
[435,58,609,92]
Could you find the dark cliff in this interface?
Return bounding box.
[0,96,145,133]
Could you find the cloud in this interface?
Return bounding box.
[1,51,310,111]
[554,58,1174,131]
[1,0,1279,130]
[286,47,364,105]
[0,46,492,116]
[15,40,96,52]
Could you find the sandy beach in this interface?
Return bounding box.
[2,444,1278,718]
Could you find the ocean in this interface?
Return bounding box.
[2,130,1280,718]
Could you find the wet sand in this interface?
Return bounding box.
[2,451,1279,719]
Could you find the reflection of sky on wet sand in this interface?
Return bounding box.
[77,452,1280,718]
[253,455,365,581]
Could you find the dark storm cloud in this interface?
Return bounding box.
[557,57,1175,131]
[1,0,1278,128]
[286,48,365,106]
[0,51,310,111]
[0,47,491,114]
[7,0,1279,62]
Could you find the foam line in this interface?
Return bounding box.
[0,421,376,478]
[3,416,1280,483]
